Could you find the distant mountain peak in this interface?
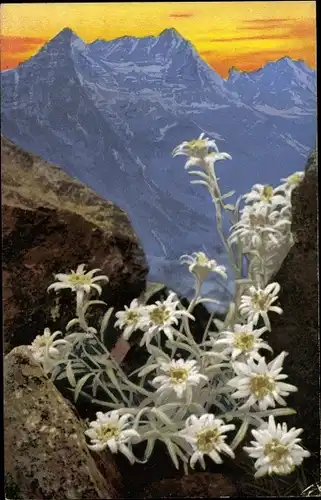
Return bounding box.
[159,27,183,39]
[51,26,79,43]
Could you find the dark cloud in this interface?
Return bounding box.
[169,12,193,19]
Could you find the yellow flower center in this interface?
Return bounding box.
[196,427,221,453]
[261,185,274,202]
[195,252,210,266]
[251,291,269,311]
[287,173,302,186]
[264,439,289,466]
[169,367,189,384]
[68,274,91,285]
[250,374,275,398]
[125,310,141,325]
[97,424,120,442]
[233,332,255,352]
[149,305,171,325]
[187,139,208,157]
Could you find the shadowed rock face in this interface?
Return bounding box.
[135,472,238,498]
[4,346,122,499]
[269,149,319,478]
[2,135,148,353]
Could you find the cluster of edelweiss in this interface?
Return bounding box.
[30,133,309,478]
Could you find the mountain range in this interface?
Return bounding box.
[1,27,317,311]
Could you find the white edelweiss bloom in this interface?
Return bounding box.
[173,133,218,159]
[172,133,232,170]
[180,413,235,468]
[280,171,305,194]
[214,321,272,361]
[114,298,148,340]
[141,292,194,347]
[85,410,140,463]
[180,251,228,282]
[229,203,290,251]
[243,184,288,208]
[239,282,283,331]
[151,358,208,399]
[47,264,109,297]
[228,351,298,411]
[30,328,69,372]
[243,415,310,478]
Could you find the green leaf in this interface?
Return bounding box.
[146,345,170,360]
[221,190,235,199]
[163,438,179,469]
[144,439,156,462]
[100,307,114,342]
[66,361,77,387]
[224,204,236,211]
[74,373,94,402]
[190,180,209,186]
[143,282,166,304]
[230,418,249,450]
[187,170,210,180]
[137,363,158,377]
[66,318,80,331]
[83,300,106,314]
[152,408,176,429]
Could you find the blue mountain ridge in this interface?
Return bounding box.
[1,27,317,311]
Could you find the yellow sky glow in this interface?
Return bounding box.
[0,2,316,77]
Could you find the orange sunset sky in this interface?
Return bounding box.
[0,2,316,78]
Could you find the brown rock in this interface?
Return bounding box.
[2,135,148,354]
[269,150,319,475]
[137,472,238,498]
[4,345,122,499]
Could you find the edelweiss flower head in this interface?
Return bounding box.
[85,410,140,463]
[243,184,288,208]
[214,321,272,361]
[47,264,109,296]
[229,203,290,251]
[140,292,194,347]
[173,133,218,160]
[172,133,232,170]
[280,171,305,192]
[239,282,283,331]
[228,351,297,411]
[180,251,227,282]
[30,328,69,372]
[180,413,235,468]
[243,415,310,478]
[114,298,147,340]
[152,358,208,399]
[30,328,65,361]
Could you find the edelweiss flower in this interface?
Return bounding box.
[152,358,208,399]
[30,328,69,372]
[229,203,290,251]
[180,413,235,468]
[239,282,283,331]
[85,410,140,463]
[280,171,305,194]
[228,351,297,411]
[180,251,227,282]
[172,133,231,170]
[243,415,310,478]
[114,298,147,340]
[47,264,109,298]
[140,292,194,347]
[243,184,288,208]
[214,321,272,361]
